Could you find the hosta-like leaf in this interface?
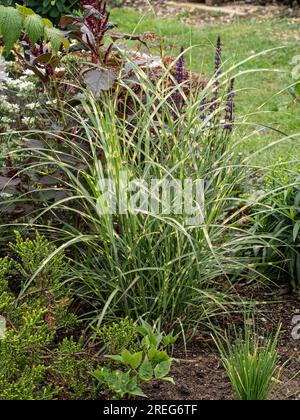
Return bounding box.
[161,376,175,384]
[127,380,147,398]
[120,349,132,365]
[148,346,169,364]
[138,358,153,381]
[0,6,23,54]
[154,359,172,379]
[24,14,44,44]
[130,352,143,370]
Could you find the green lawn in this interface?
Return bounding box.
[111,8,300,166]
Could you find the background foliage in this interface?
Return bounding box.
[0,0,80,20]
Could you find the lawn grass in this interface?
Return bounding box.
[111,8,300,166]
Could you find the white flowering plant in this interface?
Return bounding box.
[0,57,61,172]
[0,58,38,133]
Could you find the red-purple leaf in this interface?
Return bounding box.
[0,176,21,188]
[82,67,116,96]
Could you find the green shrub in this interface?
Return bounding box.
[0,0,80,20]
[96,317,138,354]
[0,298,58,400]
[0,365,57,400]
[9,231,76,328]
[10,231,67,280]
[50,337,96,399]
[0,257,11,287]
[0,233,87,400]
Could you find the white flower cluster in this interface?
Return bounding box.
[25,102,36,110]
[0,57,39,132]
[0,55,36,95]
[5,76,36,95]
[0,94,20,113]
[0,56,8,83]
[0,93,20,131]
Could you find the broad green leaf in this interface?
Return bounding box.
[16,5,35,16]
[130,351,143,370]
[162,333,179,346]
[92,367,109,382]
[127,378,147,397]
[61,37,70,52]
[24,14,44,44]
[106,354,124,364]
[137,320,153,337]
[44,26,64,53]
[0,6,23,54]
[138,357,153,381]
[154,359,172,379]
[141,329,162,349]
[43,18,53,27]
[148,345,157,361]
[148,346,169,364]
[121,349,133,366]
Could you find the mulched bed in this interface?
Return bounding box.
[144,284,300,400]
[122,0,300,25]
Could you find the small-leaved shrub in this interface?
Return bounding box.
[96,317,138,354]
[50,336,96,400]
[0,232,94,400]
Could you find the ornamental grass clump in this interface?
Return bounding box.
[213,319,281,400]
[2,44,259,334]
[1,37,285,334]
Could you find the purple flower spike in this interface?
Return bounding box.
[172,48,185,119]
[200,95,207,122]
[208,36,222,120]
[174,47,185,84]
[224,78,236,131]
[215,36,222,76]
